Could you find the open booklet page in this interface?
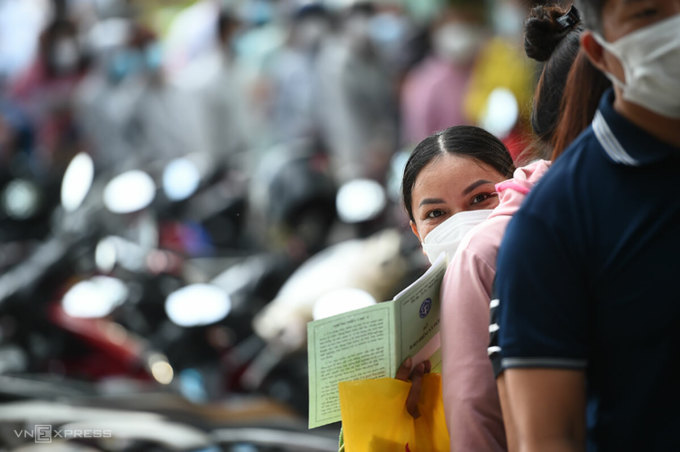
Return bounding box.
[307,254,446,428]
[392,253,447,374]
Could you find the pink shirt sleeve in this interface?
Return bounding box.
[440,220,508,451]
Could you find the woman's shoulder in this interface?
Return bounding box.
[442,218,507,301]
[450,215,511,273]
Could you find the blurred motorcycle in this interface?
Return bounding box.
[0,373,339,451]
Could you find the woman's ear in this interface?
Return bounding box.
[580,31,607,73]
[409,220,421,243]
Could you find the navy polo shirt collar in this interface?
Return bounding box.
[593,88,679,166]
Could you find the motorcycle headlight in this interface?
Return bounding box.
[2,179,41,220]
[165,284,232,327]
[62,276,128,318]
[103,170,155,214]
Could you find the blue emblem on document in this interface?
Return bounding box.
[419,298,432,318]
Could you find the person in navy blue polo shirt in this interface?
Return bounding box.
[492,0,680,450]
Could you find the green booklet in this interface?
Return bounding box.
[306,254,447,429]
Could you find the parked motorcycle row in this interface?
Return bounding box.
[0,1,441,449]
[0,131,428,450]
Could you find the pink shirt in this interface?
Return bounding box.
[440,160,551,451]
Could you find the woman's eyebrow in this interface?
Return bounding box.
[418,197,445,207]
[463,179,494,195]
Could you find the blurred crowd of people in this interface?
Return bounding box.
[0,0,537,216]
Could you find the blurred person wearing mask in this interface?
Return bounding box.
[462,0,536,161]
[8,11,88,173]
[73,16,143,169]
[79,21,205,169]
[362,0,417,82]
[259,3,331,146]
[164,0,286,167]
[492,0,680,450]
[169,6,252,172]
[119,27,205,166]
[315,1,399,183]
[399,2,487,146]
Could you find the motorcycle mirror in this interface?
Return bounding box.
[336,178,386,224]
[162,157,201,201]
[165,284,232,327]
[312,287,377,320]
[480,87,519,139]
[62,276,128,318]
[103,170,156,214]
[61,152,95,212]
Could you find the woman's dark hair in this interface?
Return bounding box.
[402,125,514,222]
[516,3,611,163]
[550,49,610,159]
[524,5,583,157]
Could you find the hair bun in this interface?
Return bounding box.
[524,5,581,62]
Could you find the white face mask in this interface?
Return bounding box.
[421,209,493,265]
[594,14,680,119]
[432,23,484,64]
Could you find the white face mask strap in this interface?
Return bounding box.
[592,32,628,89]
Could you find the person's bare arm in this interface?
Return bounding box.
[504,368,586,452]
[496,373,519,452]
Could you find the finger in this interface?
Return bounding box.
[406,363,425,418]
[395,357,412,381]
[422,359,432,374]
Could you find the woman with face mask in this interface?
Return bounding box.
[399,5,487,147]
[402,125,514,265]
[398,124,513,436]
[337,124,513,452]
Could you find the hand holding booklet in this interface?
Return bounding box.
[306,254,447,429]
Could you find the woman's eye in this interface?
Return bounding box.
[426,209,445,219]
[471,192,497,205]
